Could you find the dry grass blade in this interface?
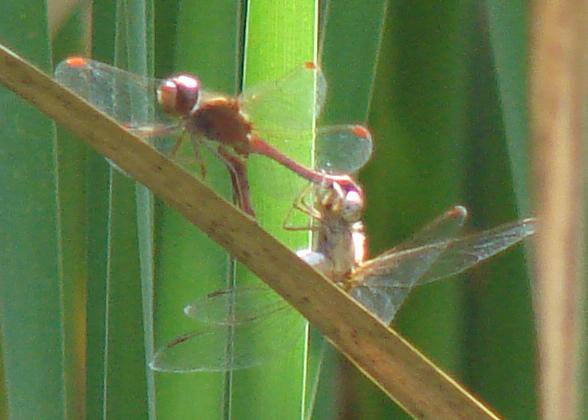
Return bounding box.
[531,2,588,418]
[0,44,499,419]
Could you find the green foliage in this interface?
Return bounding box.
[229,2,316,419]
[0,1,65,418]
[359,1,535,418]
[0,0,538,418]
[153,1,240,419]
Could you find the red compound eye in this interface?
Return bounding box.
[157,73,200,116]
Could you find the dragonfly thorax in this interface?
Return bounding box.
[188,97,253,156]
[309,177,367,285]
[316,216,365,285]
[157,74,200,117]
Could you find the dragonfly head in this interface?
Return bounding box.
[157,73,201,117]
[339,185,364,223]
[317,176,364,223]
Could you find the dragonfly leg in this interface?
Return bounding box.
[297,187,321,218]
[126,124,179,138]
[217,147,255,217]
[188,136,208,179]
[168,133,185,158]
[283,183,321,231]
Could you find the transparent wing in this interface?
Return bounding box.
[350,242,451,324]
[350,217,537,324]
[240,62,326,137]
[240,64,324,171]
[150,307,303,372]
[380,206,468,255]
[240,63,373,200]
[184,286,289,325]
[54,57,178,132]
[151,285,305,372]
[416,217,537,284]
[315,125,373,174]
[55,57,209,175]
[249,125,372,201]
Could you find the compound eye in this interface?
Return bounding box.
[157,80,179,115]
[341,189,364,222]
[157,74,200,116]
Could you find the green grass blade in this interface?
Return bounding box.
[0,37,509,417]
[84,4,118,418]
[311,2,388,418]
[485,1,530,214]
[0,339,6,419]
[120,0,158,417]
[464,3,536,417]
[228,1,317,419]
[100,1,155,418]
[0,1,65,418]
[320,0,388,123]
[0,1,538,417]
[52,6,90,418]
[153,1,242,418]
[361,2,470,417]
[103,172,148,418]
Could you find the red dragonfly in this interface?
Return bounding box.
[54,58,373,216]
[150,178,537,372]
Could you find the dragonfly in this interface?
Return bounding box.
[54,58,373,216]
[150,177,537,372]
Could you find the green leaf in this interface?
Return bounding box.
[0,0,539,417]
[103,172,149,418]
[228,1,317,419]
[153,1,242,419]
[463,3,536,417]
[84,3,118,418]
[320,0,388,124]
[0,1,65,418]
[361,2,470,417]
[53,6,90,418]
[101,1,154,418]
[486,0,530,213]
[312,1,388,418]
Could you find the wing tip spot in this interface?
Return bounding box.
[65,56,88,68]
[352,125,372,140]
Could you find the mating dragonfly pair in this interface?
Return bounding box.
[55,59,537,372]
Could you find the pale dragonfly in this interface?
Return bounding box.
[150,177,536,372]
[55,58,372,216]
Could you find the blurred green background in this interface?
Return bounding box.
[0,0,536,419]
